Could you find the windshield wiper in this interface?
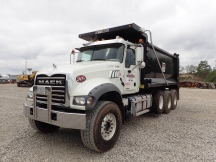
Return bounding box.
[76,60,84,62]
[92,58,106,61]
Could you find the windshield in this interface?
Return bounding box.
[77,43,124,62]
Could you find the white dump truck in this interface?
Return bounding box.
[23,23,180,152]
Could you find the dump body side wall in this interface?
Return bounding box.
[141,43,179,90]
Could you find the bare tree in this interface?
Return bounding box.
[185,65,197,74]
[179,65,185,74]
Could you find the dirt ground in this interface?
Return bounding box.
[0,84,216,162]
[179,74,206,82]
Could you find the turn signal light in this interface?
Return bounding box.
[76,75,86,82]
[87,97,94,106]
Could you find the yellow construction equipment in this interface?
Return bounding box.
[17,71,38,87]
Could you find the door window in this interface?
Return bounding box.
[125,48,135,68]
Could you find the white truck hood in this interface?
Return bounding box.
[36,61,120,77]
[35,61,121,97]
[37,61,119,76]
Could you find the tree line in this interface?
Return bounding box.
[180,60,216,83]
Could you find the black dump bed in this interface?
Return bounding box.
[79,23,179,90]
[79,23,148,44]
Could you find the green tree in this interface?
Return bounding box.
[213,60,216,71]
[197,60,211,78]
[206,70,216,83]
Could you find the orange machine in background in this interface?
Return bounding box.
[17,71,38,87]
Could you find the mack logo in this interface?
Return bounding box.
[38,80,63,85]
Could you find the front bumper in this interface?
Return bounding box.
[23,103,86,129]
[23,85,86,130]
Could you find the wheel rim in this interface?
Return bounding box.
[159,95,163,110]
[101,113,117,141]
[168,95,171,109]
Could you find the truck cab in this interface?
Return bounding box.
[76,38,141,94]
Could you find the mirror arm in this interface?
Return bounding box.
[128,61,143,73]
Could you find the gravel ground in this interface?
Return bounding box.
[0,84,216,162]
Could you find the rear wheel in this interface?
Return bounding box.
[152,90,164,114]
[170,89,178,110]
[29,119,59,133]
[81,101,122,152]
[163,91,172,114]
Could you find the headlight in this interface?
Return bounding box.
[75,97,86,105]
[26,90,33,101]
[73,96,94,106]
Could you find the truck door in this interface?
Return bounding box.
[123,47,139,92]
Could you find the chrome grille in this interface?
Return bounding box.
[36,74,66,104]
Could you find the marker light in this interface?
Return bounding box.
[76,75,86,82]
[139,39,143,43]
[71,49,75,54]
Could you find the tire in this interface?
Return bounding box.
[81,101,122,152]
[29,119,59,133]
[163,91,172,114]
[152,90,164,114]
[170,89,178,110]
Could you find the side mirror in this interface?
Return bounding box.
[136,46,145,68]
[136,46,143,63]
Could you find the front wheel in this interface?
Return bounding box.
[81,101,122,152]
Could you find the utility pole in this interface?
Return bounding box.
[25,58,27,74]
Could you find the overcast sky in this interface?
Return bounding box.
[0,0,216,75]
